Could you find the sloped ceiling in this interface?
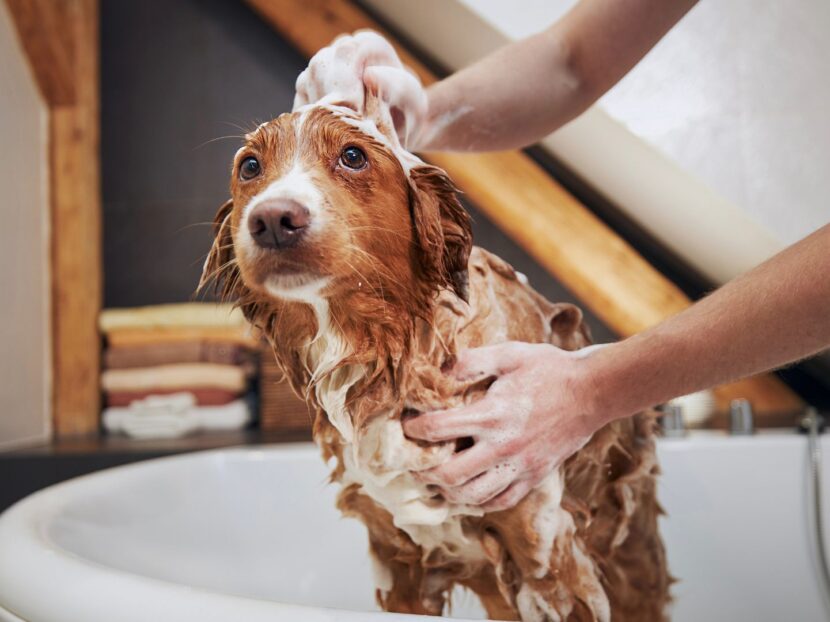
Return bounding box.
[363,0,829,285]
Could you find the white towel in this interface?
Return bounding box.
[99,303,247,331]
[102,393,251,439]
[101,363,247,393]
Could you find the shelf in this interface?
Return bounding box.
[0,428,313,512]
[5,427,313,457]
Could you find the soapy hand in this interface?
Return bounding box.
[293,30,428,149]
[403,342,606,511]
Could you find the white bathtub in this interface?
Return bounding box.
[1,432,828,621]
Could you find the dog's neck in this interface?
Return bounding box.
[255,278,441,441]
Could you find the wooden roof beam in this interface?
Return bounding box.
[6,0,102,438]
[5,0,77,106]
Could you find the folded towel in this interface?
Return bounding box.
[101,363,246,393]
[104,341,256,370]
[106,387,241,408]
[106,326,257,348]
[100,303,246,332]
[102,393,251,439]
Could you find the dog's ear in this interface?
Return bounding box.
[408,165,473,302]
[548,303,593,350]
[198,199,235,294]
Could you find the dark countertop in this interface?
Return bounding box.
[0,428,312,513]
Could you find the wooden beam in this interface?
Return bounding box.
[247,0,803,417]
[49,0,102,437]
[4,0,77,106]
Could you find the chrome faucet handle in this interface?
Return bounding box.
[660,403,686,438]
[798,407,826,434]
[729,399,754,435]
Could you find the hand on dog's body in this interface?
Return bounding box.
[405,343,602,511]
[409,216,830,510]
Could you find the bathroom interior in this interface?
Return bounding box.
[1,0,829,620]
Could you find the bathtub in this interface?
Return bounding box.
[0,432,828,621]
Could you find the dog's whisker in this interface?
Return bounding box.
[192,134,246,150]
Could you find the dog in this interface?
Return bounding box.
[201,93,670,620]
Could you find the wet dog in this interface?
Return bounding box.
[201,95,670,620]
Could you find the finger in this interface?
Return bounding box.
[329,32,354,47]
[402,400,491,442]
[352,30,403,69]
[293,88,309,111]
[451,343,526,382]
[441,465,515,506]
[416,444,497,488]
[481,478,535,513]
[363,66,426,140]
[293,70,311,110]
[364,66,425,144]
[299,45,362,110]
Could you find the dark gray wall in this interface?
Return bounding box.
[100,0,615,342]
[101,0,306,306]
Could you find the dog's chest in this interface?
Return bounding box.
[301,321,483,561]
[308,250,555,561]
[337,404,488,562]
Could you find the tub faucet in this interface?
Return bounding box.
[660,403,685,438]
[729,399,754,435]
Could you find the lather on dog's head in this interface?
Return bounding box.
[201,100,472,357]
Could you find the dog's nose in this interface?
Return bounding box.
[247,199,311,249]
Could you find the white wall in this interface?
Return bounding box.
[365,0,830,284]
[461,0,830,247]
[0,2,51,449]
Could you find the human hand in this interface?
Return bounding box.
[293,30,427,149]
[403,342,609,511]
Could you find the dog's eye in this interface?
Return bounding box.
[340,146,367,170]
[239,156,261,180]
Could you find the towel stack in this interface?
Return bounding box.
[100,303,259,438]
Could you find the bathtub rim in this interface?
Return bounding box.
[0,443,481,622]
[0,431,820,621]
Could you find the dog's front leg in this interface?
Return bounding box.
[370,542,448,616]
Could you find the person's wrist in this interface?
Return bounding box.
[409,86,460,152]
[569,344,623,431]
[405,114,435,152]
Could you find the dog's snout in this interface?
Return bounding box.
[248,199,311,249]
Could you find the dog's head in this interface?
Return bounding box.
[202,104,472,325]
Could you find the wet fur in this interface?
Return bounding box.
[201,107,671,620]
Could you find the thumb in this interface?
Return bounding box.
[363,65,426,146]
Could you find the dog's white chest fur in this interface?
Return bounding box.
[302,302,487,561]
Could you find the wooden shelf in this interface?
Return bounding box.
[0,427,313,513]
[6,427,312,457]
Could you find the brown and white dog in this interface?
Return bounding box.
[201,93,671,620]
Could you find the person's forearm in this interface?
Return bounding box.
[417,0,698,152]
[582,224,830,425]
